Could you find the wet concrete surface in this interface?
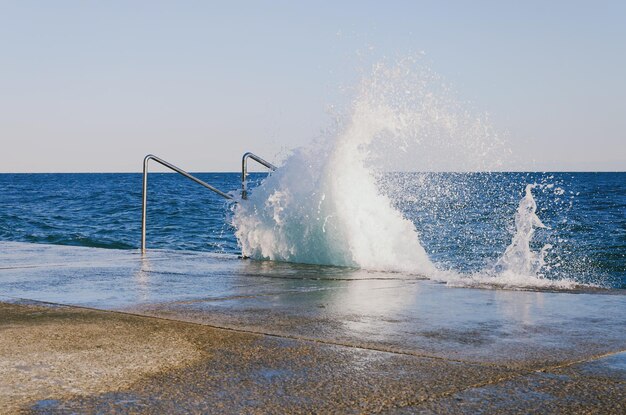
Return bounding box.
[1,242,625,413]
[397,353,626,414]
[0,301,202,414]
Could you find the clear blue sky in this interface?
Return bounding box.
[1,1,624,172]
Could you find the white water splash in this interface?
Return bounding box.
[232,96,435,274]
[232,59,578,289]
[495,184,551,277]
[440,184,577,290]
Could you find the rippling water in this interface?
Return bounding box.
[0,172,624,289]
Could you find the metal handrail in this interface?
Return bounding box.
[141,154,233,253]
[241,152,277,199]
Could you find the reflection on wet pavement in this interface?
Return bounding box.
[1,242,625,413]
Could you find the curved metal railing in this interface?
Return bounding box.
[241,152,277,199]
[141,154,233,253]
[141,152,276,253]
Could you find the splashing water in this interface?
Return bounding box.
[443,184,577,290]
[495,184,551,277]
[232,59,579,289]
[408,182,578,290]
[232,96,435,274]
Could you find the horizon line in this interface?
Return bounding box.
[1,170,625,174]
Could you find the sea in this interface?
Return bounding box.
[0,172,624,289]
[2,61,625,291]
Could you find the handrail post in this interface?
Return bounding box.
[241,152,277,199]
[141,155,150,254]
[141,154,234,254]
[241,154,249,200]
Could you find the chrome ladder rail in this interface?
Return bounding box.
[141,154,233,254]
[241,152,277,199]
[141,152,276,253]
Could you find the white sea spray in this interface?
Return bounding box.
[232,59,579,289]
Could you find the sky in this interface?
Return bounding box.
[0,1,624,172]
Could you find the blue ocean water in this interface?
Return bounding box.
[0,172,624,288]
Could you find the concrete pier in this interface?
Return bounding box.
[1,242,624,413]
